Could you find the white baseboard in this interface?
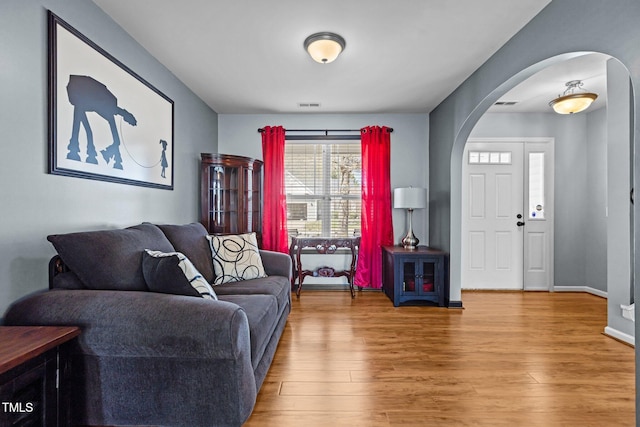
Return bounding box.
[541,287,633,346]
[604,326,635,346]
[553,286,607,298]
[525,286,552,291]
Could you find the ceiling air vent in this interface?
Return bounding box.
[494,101,518,106]
[298,102,321,108]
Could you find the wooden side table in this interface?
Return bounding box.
[382,245,449,307]
[290,236,360,298]
[0,326,80,427]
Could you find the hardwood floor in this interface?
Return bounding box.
[244,290,635,426]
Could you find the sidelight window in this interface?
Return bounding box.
[528,152,545,219]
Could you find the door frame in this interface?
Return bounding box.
[464,137,555,291]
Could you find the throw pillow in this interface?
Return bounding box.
[155,223,215,284]
[143,249,217,300]
[206,233,266,285]
[47,223,175,291]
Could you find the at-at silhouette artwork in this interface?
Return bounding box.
[66,74,137,170]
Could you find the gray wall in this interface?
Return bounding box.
[426,0,640,412]
[218,113,429,247]
[0,0,218,315]
[607,59,634,337]
[586,107,608,294]
[469,112,597,289]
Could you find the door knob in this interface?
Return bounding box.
[516,221,525,227]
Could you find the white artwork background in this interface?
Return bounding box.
[54,23,173,187]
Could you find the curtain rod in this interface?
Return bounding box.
[257,128,393,134]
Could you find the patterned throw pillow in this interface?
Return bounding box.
[143,249,217,300]
[206,233,266,285]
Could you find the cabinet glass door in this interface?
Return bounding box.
[209,166,224,233]
[402,261,418,294]
[250,167,261,233]
[421,261,436,293]
[210,166,239,233]
[242,167,261,234]
[402,259,436,295]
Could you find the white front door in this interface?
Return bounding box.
[462,139,554,290]
[462,142,524,289]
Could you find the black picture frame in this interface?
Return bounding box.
[48,11,174,190]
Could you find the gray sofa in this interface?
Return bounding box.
[3,222,291,427]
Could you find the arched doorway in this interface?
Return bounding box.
[426,1,640,420]
[450,53,634,341]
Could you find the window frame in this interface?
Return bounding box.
[284,138,361,238]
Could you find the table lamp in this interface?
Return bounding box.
[394,187,427,249]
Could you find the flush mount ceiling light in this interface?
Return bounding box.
[304,32,346,64]
[548,80,598,114]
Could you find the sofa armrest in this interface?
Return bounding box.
[4,289,259,427]
[259,249,292,280]
[4,289,251,360]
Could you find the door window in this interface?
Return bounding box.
[468,151,512,164]
[528,152,545,219]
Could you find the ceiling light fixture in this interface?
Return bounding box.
[548,80,598,114]
[304,32,345,64]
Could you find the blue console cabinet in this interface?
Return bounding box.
[382,246,448,307]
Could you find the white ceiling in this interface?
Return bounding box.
[91,0,607,115]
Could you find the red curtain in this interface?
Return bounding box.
[355,126,394,289]
[261,126,289,253]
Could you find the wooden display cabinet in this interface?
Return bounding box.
[200,153,263,242]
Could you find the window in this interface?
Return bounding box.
[284,142,361,237]
[528,152,545,219]
[468,151,512,164]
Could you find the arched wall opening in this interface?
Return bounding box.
[427,0,640,416]
[451,53,635,343]
[448,53,599,304]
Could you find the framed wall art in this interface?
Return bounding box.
[48,11,174,189]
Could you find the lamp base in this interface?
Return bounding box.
[401,207,419,250]
[401,232,419,250]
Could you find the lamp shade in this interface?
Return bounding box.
[304,32,345,64]
[394,187,427,209]
[549,93,597,114]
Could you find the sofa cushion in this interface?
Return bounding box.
[142,250,217,300]
[217,294,278,369]
[213,275,291,316]
[207,233,266,285]
[47,223,174,291]
[155,223,215,284]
